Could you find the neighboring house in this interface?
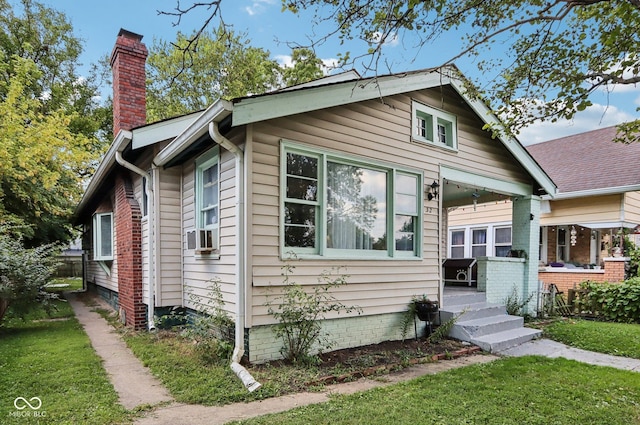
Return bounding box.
[74,29,555,363]
[448,126,639,293]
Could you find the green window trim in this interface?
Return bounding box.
[412,100,458,150]
[280,141,423,260]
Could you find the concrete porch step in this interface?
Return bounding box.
[449,314,524,340]
[442,292,487,306]
[470,327,543,353]
[440,302,506,322]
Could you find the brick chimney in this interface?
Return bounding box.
[110,29,148,135]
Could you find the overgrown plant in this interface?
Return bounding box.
[266,263,361,365]
[578,279,640,323]
[0,228,60,324]
[504,285,536,317]
[181,278,235,364]
[427,311,462,344]
[400,295,438,341]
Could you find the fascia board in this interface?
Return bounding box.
[131,111,201,149]
[231,68,452,127]
[446,78,557,198]
[75,130,132,219]
[542,185,640,200]
[441,165,532,196]
[154,99,233,167]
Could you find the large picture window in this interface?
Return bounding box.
[282,143,422,258]
[93,212,113,261]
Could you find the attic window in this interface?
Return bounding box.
[412,101,457,150]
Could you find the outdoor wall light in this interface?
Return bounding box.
[472,191,480,211]
[427,180,439,201]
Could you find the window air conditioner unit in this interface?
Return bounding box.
[197,228,217,251]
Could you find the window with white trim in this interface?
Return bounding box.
[412,101,457,149]
[450,230,465,258]
[494,226,512,257]
[93,212,113,261]
[282,143,422,258]
[196,148,220,232]
[471,228,487,257]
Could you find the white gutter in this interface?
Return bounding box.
[208,121,261,393]
[114,131,157,331]
[541,183,640,201]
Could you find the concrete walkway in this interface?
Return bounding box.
[68,292,640,424]
[66,293,173,410]
[499,338,640,372]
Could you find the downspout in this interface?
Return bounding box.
[208,121,261,392]
[115,150,156,331]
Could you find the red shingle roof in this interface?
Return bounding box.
[526,126,640,194]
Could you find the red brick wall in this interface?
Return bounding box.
[110,29,147,135]
[115,174,145,329]
[539,259,628,294]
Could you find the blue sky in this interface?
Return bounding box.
[38,0,639,145]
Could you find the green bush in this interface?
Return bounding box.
[0,228,59,324]
[578,278,640,323]
[266,263,361,365]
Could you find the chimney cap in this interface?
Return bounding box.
[117,28,144,42]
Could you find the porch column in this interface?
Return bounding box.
[512,195,541,314]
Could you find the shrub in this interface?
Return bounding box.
[578,279,640,323]
[0,229,59,324]
[266,263,361,365]
[155,278,235,364]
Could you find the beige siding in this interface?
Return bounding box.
[181,133,244,315]
[247,88,532,326]
[157,167,183,306]
[624,191,640,225]
[448,201,513,227]
[541,194,623,226]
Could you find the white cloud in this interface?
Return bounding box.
[245,0,276,16]
[517,103,635,145]
[369,31,399,47]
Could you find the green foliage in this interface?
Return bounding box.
[426,313,458,344]
[266,263,361,364]
[503,285,535,316]
[156,278,235,364]
[577,279,640,323]
[231,357,640,425]
[0,302,129,424]
[543,318,640,359]
[281,48,325,87]
[277,0,640,142]
[146,26,282,121]
[0,0,110,245]
[400,294,437,340]
[0,227,59,324]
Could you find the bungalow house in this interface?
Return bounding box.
[448,126,639,294]
[74,29,556,365]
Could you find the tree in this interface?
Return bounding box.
[281,48,325,87]
[0,0,110,245]
[0,227,59,325]
[146,27,282,121]
[160,1,640,143]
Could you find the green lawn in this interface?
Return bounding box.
[541,318,640,358]
[0,299,130,425]
[230,356,640,425]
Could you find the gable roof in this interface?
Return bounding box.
[526,126,640,198]
[156,66,556,196]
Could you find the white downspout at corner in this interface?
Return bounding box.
[115,148,157,331]
[208,121,261,392]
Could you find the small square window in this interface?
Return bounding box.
[412,101,457,149]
